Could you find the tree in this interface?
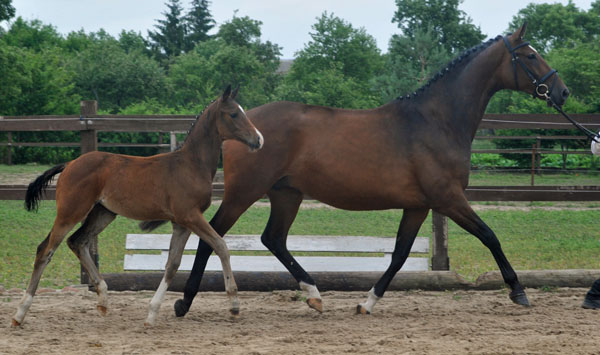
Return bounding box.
[69,36,167,112]
[277,12,383,108]
[392,0,485,54]
[147,0,186,60]
[1,17,63,51]
[184,0,214,51]
[0,0,15,22]
[508,1,600,54]
[373,26,452,102]
[290,12,383,83]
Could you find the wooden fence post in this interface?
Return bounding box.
[6,132,12,165]
[170,132,177,152]
[431,211,450,270]
[80,100,98,155]
[79,100,98,285]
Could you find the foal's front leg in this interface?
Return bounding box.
[145,223,191,326]
[184,212,239,316]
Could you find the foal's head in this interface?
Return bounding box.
[212,85,264,151]
[500,22,569,106]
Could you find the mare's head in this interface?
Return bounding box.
[500,22,569,106]
[212,85,264,151]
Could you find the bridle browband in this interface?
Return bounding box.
[503,36,598,142]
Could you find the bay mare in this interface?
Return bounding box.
[12,86,264,327]
[170,24,569,316]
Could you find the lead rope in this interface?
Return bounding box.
[549,100,599,143]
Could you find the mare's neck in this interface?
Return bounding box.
[179,110,221,178]
[425,41,506,145]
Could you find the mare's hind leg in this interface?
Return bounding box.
[439,196,529,306]
[145,223,191,326]
[66,204,116,315]
[357,208,429,314]
[12,222,77,327]
[262,187,323,312]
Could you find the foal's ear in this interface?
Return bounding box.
[232,85,239,99]
[518,22,528,40]
[222,84,232,101]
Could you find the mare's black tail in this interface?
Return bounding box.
[25,163,66,211]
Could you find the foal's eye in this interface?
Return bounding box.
[230,113,238,118]
[527,53,536,60]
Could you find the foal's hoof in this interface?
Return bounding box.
[356,304,371,315]
[509,291,530,307]
[306,298,323,313]
[230,307,240,316]
[174,299,190,317]
[96,305,108,316]
[11,319,21,327]
[582,297,600,309]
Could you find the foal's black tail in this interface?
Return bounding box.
[139,220,169,232]
[25,163,66,212]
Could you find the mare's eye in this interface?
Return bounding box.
[527,53,536,59]
[230,113,238,118]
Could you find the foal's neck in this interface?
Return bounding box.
[179,109,221,178]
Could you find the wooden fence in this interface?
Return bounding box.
[1,102,600,285]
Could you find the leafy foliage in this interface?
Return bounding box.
[0,0,15,22]
[392,0,485,53]
[276,12,382,108]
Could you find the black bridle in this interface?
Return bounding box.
[503,36,598,142]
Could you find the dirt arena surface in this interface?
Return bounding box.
[1,287,599,354]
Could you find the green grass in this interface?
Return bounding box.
[1,200,599,289]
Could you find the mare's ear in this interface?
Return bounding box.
[222,84,232,101]
[232,85,239,99]
[518,22,528,40]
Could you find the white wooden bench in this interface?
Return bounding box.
[124,234,430,272]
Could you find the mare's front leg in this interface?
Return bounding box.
[357,208,429,314]
[145,223,191,326]
[183,211,239,316]
[439,196,529,306]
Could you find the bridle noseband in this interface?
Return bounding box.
[502,36,598,142]
[502,36,558,101]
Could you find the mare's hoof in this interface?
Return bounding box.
[582,297,600,309]
[11,319,21,327]
[174,299,190,317]
[230,307,240,316]
[306,298,323,313]
[96,305,108,315]
[356,304,371,315]
[509,291,530,307]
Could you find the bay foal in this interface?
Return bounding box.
[12,86,263,327]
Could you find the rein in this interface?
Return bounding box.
[503,36,598,143]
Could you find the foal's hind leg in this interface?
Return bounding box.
[145,223,191,326]
[12,222,77,327]
[357,208,429,314]
[439,197,529,306]
[183,211,239,316]
[67,204,116,315]
[262,187,323,312]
